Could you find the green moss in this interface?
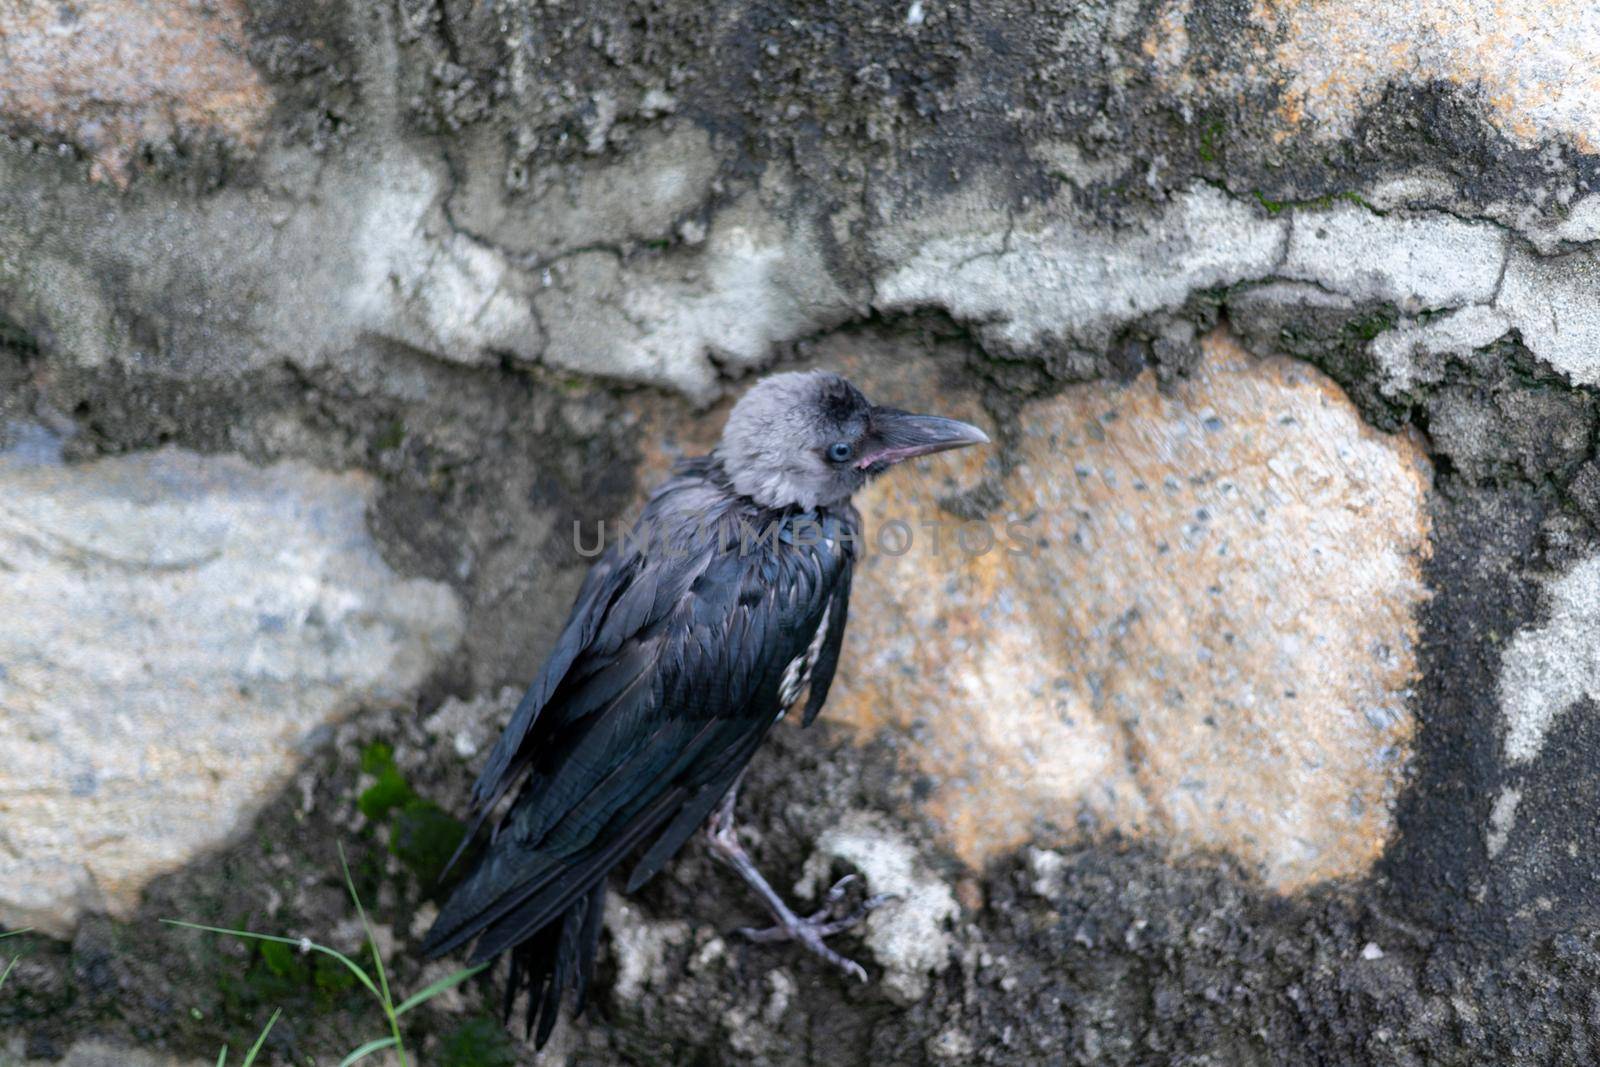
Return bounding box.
[231,936,363,1019]
[1253,188,1372,217]
[355,740,469,885]
[358,742,417,819]
[1198,119,1225,164]
[373,418,407,452]
[1345,309,1397,342]
[239,944,309,1008]
[1252,189,1287,216]
[390,800,468,887]
[257,939,303,980]
[438,1018,517,1067]
[360,741,395,774]
[358,769,415,820]
[312,953,359,996]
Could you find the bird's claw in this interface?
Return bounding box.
[738,919,870,981]
[821,872,861,904]
[735,875,899,982]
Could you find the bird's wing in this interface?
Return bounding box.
[621,512,857,890]
[467,549,642,816]
[424,504,852,961]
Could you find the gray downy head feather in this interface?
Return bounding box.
[714,370,872,510]
[714,369,991,510]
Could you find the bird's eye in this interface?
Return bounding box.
[827,441,854,463]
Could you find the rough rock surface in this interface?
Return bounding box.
[5,0,1600,1063]
[795,811,960,1004]
[1250,0,1600,150]
[827,331,1430,892]
[0,436,463,936]
[0,1039,207,1067]
[0,0,269,185]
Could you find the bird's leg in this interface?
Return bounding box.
[704,776,894,982]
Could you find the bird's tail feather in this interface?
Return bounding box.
[505,879,608,1049]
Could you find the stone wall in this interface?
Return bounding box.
[3,1,1600,1063]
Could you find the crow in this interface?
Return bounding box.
[422,369,989,1044]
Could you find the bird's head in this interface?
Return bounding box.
[714,369,990,510]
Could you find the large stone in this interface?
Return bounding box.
[0,0,270,184]
[0,1039,207,1067]
[826,331,1431,892]
[1263,0,1600,150]
[0,431,464,936]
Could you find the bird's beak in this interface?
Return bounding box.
[857,407,991,470]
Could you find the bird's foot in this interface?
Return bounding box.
[735,874,897,982]
[705,781,896,982]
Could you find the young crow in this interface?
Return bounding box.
[422,370,989,1044]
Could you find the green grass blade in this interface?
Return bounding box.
[240,1008,282,1067]
[392,962,488,1017]
[338,1037,399,1066]
[336,844,393,1007]
[0,928,31,990]
[335,843,407,1067]
[161,919,381,1001]
[216,1046,228,1067]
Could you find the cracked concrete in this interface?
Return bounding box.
[1495,247,1600,387]
[1369,306,1514,398]
[532,189,860,398]
[1281,204,1507,311]
[446,124,721,263]
[6,7,1599,405]
[1500,554,1600,765]
[873,182,1286,353]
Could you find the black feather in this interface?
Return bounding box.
[622,714,780,894]
[424,455,859,1046]
[572,881,606,1016]
[803,559,854,727]
[467,789,686,963]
